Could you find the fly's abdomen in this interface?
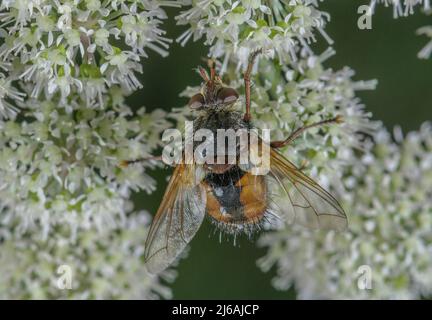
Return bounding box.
[238,173,267,222]
[203,166,267,225]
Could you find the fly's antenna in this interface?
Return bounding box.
[198,58,221,83]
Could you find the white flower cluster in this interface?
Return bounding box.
[258,123,432,299]
[0,0,176,298]
[0,92,170,238]
[176,0,332,72]
[0,211,176,299]
[0,0,177,116]
[247,3,432,300]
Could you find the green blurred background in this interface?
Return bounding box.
[129,1,432,299]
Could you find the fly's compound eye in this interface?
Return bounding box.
[217,87,239,105]
[188,93,205,109]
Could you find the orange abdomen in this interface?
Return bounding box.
[203,168,267,225]
[238,173,267,222]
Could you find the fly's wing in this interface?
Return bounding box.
[144,164,206,274]
[268,148,348,231]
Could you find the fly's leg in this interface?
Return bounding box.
[243,49,262,122]
[119,155,163,168]
[270,115,343,149]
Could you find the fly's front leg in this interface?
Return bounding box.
[119,155,163,168]
[270,115,343,149]
[243,49,262,122]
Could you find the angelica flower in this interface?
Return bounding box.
[0,211,176,299]
[0,93,168,231]
[0,83,175,297]
[0,0,174,109]
[258,124,432,299]
[0,0,177,295]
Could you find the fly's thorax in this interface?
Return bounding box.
[193,108,250,132]
[192,109,253,163]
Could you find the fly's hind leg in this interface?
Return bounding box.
[243,49,262,122]
[270,115,344,149]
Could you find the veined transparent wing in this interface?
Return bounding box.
[268,148,348,231]
[144,164,206,274]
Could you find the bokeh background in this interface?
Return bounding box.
[129,1,432,299]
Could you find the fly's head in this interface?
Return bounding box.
[188,62,239,111]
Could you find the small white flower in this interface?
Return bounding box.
[0,73,25,119]
[101,50,143,91]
